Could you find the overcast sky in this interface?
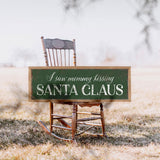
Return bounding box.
[0,0,160,66]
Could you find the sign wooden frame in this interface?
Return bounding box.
[29,66,131,102]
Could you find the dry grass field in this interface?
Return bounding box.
[0,67,160,160]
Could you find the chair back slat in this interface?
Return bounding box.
[51,49,56,66]
[41,37,76,67]
[68,50,70,66]
[48,49,53,66]
[56,50,59,66]
[60,50,62,66]
[64,50,66,66]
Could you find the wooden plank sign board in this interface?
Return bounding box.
[29,66,131,102]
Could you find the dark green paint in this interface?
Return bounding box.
[30,68,130,101]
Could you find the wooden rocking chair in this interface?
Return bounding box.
[38,36,106,142]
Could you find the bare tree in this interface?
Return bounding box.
[132,0,159,52]
[62,0,100,11]
[61,0,159,52]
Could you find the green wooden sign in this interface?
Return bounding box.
[29,66,131,102]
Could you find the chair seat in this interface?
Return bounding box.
[77,102,101,107]
[51,101,101,107]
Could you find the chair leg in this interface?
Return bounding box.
[100,103,106,137]
[72,104,78,141]
[50,102,53,133]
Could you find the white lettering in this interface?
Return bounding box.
[82,84,90,96]
[48,72,56,81]
[99,84,107,95]
[37,84,44,96]
[53,85,62,95]
[107,84,116,96]
[91,85,98,95]
[44,84,52,95]
[116,84,123,95]
[69,85,78,95]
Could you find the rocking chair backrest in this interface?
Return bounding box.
[41,36,76,67]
